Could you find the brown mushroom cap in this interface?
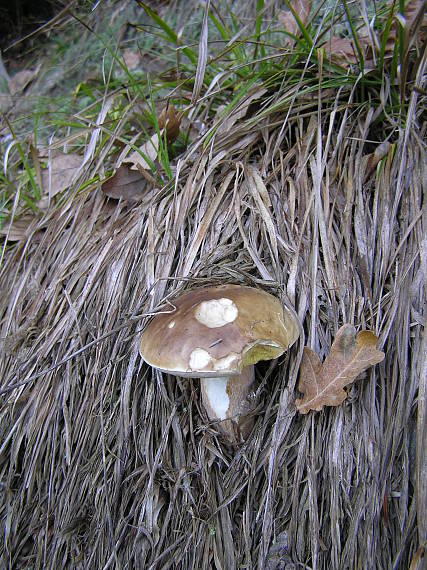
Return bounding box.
[139,284,299,377]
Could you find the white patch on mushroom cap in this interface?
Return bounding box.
[168,321,175,329]
[213,353,239,371]
[195,297,238,328]
[202,377,230,419]
[189,348,212,370]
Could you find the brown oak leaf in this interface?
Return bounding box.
[296,324,385,414]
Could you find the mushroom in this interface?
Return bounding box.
[139,284,300,442]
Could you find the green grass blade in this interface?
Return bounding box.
[2,115,40,203]
[136,1,198,65]
[255,0,267,59]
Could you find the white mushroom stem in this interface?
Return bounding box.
[200,365,255,441]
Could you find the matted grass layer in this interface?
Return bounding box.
[0,1,426,569]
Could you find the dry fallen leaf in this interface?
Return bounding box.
[397,0,427,42]
[0,215,42,242]
[278,0,312,41]
[378,0,427,63]
[41,153,82,198]
[158,105,181,143]
[123,132,161,172]
[8,64,41,95]
[324,0,427,70]
[364,141,391,181]
[122,48,141,71]
[296,324,385,414]
[0,93,13,113]
[323,36,360,66]
[101,165,149,200]
[121,48,167,74]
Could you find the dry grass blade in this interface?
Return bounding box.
[191,0,210,105]
[216,87,267,135]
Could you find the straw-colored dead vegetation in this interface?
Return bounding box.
[0,0,426,568]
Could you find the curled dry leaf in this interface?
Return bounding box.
[158,105,181,143]
[296,324,385,414]
[364,141,391,181]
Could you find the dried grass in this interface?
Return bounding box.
[0,29,426,570]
